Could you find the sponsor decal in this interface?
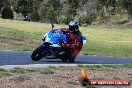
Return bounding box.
[79,68,131,86]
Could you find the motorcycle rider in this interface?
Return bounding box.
[60,21,83,62]
[23,15,30,21]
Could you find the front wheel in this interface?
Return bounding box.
[31,45,46,61]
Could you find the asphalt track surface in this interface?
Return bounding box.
[0,50,132,66]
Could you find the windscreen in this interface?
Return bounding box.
[53,29,63,38]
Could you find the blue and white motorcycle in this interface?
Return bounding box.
[31,26,86,62]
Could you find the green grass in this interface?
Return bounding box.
[0,64,131,78]
[0,18,132,57]
[0,68,12,78]
[78,65,102,70]
[77,64,132,70]
[10,67,27,74]
[26,67,54,74]
[0,67,54,78]
[81,25,132,57]
[9,67,54,74]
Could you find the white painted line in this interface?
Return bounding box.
[2,50,31,52]
[2,50,14,51]
[0,64,78,69]
[0,64,125,70]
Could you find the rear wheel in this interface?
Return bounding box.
[69,57,75,62]
[31,45,46,61]
[69,54,76,62]
[59,52,68,62]
[60,57,68,62]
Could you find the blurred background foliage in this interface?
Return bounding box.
[0,0,132,25]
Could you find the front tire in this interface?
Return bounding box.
[31,45,46,61]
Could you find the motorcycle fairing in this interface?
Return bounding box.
[45,28,69,44]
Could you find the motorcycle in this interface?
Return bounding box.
[31,25,86,62]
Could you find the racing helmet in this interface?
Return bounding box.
[69,21,80,32]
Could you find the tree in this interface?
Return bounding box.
[47,0,61,23]
[0,0,4,11]
[30,11,40,22]
[3,0,10,6]
[45,6,58,23]
[66,0,79,16]
[13,0,33,16]
[122,0,132,22]
[1,6,14,19]
[98,0,117,24]
[30,0,43,22]
[60,0,79,24]
[78,0,98,25]
[67,0,79,17]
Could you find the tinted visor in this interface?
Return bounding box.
[69,26,78,31]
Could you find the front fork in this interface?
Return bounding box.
[41,43,50,55]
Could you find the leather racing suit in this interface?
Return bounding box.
[60,28,83,60]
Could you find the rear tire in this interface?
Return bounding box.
[60,57,68,62]
[69,54,76,62]
[59,53,68,62]
[31,45,46,61]
[69,58,75,62]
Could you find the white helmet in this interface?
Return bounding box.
[69,21,80,32]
